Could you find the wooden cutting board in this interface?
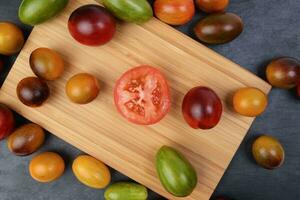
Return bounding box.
[0,0,271,199]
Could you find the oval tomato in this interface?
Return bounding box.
[114,65,170,125]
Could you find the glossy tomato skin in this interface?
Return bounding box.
[72,155,111,189]
[105,182,148,200]
[156,146,197,197]
[0,22,24,55]
[196,0,229,13]
[66,73,100,104]
[114,65,171,125]
[19,0,69,25]
[102,0,153,24]
[233,87,268,117]
[0,104,15,140]
[182,87,222,129]
[30,48,64,81]
[266,57,300,89]
[29,152,65,182]
[194,13,243,44]
[252,135,285,169]
[68,5,116,46]
[17,77,50,107]
[7,123,45,156]
[154,0,195,26]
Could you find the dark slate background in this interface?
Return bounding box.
[0,0,299,200]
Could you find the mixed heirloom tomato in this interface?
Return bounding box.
[114,65,170,125]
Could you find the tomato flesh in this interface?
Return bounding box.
[114,66,170,125]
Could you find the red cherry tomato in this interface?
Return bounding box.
[154,0,195,26]
[0,104,15,140]
[182,87,222,129]
[68,5,116,46]
[114,65,171,125]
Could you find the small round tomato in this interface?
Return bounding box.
[29,152,65,183]
[0,22,24,55]
[194,13,243,44]
[72,155,111,189]
[252,135,285,169]
[266,57,300,89]
[17,77,50,107]
[66,73,100,104]
[182,87,222,129]
[7,123,45,156]
[233,87,268,117]
[154,0,195,26]
[114,65,170,125]
[0,104,15,140]
[68,5,116,46]
[30,48,64,81]
[196,0,229,13]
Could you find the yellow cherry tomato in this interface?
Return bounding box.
[29,152,65,183]
[0,22,24,55]
[72,155,111,189]
[233,87,268,117]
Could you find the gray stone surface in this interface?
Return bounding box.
[0,0,299,199]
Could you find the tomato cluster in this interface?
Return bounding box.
[1,0,299,199]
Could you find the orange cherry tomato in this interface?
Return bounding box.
[30,48,64,81]
[266,57,300,89]
[29,152,65,183]
[154,0,195,25]
[196,0,229,13]
[233,87,268,117]
[252,135,285,169]
[66,73,100,104]
[7,123,45,156]
[72,155,111,189]
[0,22,24,55]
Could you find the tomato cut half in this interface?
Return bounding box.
[114,65,171,125]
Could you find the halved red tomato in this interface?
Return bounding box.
[114,65,171,125]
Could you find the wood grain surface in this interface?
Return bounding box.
[0,0,271,199]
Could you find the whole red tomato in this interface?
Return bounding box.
[114,65,171,125]
[68,5,116,46]
[154,0,195,25]
[0,104,15,140]
[182,87,222,129]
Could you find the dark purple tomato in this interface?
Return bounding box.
[68,5,116,46]
[0,104,15,140]
[266,57,300,89]
[194,13,243,44]
[17,77,50,107]
[182,87,222,129]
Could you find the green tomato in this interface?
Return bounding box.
[156,146,198,197]
[19,0,69,25]
[104,182,148,200]
[102,0,153,24]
